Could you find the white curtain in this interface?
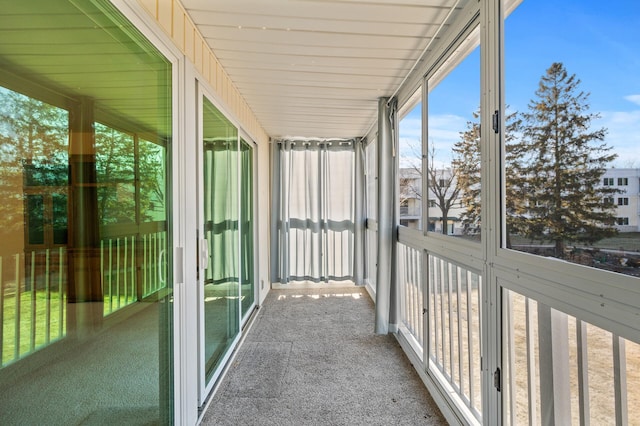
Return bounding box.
[272,139,355,283]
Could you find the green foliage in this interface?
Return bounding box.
[0,88,68,238]
[510,62,619,257]
[452,110,481,235]
[453,64,619,254]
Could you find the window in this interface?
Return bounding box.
[618,197,629,206]
[400,199,409,215]
[427,38,480,240]
[617,217,629,226]
[398,88,422,230]
[504,0,633,276]
[428,200,437,208]
[0,2,173,423]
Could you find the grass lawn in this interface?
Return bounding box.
[1,290,65,366]
[509,232,640,252]
[1,289,134,366]
[592,232,640,252]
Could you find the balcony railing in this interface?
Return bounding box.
[1,230,167,367]
[0,248,66,367]
[428,254,483,422]
[397,243,483,423]
[502,290,640,425]
[398,243,423,351]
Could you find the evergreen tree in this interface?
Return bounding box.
[0,88,68,241]
[453,109,521,238]
[452,111,481,235]
[516,62,618,257]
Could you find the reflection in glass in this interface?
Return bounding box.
[202,97,240,383]
[96,123,136,226]
[0,1,173,423]
[26,195,45,245]
[427,45,480,240]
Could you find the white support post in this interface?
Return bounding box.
[613,334,628,426]
[537,304,571,425]
[375,97,394,334]
[354,138,365,286]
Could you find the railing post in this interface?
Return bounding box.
[576,320,590,426]
[29,251,36,352]
[45,249,51,345]
[537,303,571,425]
[526,298,539,425]
[0,256,3,365]
[613,334,628,426]
[14,253,21,361]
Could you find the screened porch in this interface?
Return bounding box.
[0,0,639,424]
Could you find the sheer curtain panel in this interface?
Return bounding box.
[272,140,356,283]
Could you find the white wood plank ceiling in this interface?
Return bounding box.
[181,0,462,139]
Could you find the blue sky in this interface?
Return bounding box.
[399,0,640,168]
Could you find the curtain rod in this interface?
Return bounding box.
[272,137,356,144]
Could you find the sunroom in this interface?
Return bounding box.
[0,0,638,425]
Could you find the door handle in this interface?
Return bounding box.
[158,249,166,284]
[200,239,209,270]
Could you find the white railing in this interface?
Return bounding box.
[100,230,167,315]
[398,243,423,350]
[396,244,483,423]
[428,253,483,421]
[1,230,167,367]
[0,248,67,367]
[502,290,639,425]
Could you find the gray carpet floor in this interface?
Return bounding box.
[0,302,168,425]
[201,287,446,426]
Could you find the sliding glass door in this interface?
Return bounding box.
[199,96,256,399]
[0,1,174,423]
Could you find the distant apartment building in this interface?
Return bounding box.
[399,167,465,235]
[400,167,640,233]
[601,168,640,232]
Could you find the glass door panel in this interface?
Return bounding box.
[0,1,174,423]
[202,97,240,384]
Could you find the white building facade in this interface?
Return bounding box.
[601,168,640,232]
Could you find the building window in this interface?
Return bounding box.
[617,197,629,206]
[616,217,629,225]
[400,199,409,215]
[428,200,437,208]
[618,177,628,186]
[603,177,614,186]
[604,197,614,205]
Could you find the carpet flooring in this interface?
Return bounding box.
[201,287,446,426]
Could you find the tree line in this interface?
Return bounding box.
[0,86,167,248]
